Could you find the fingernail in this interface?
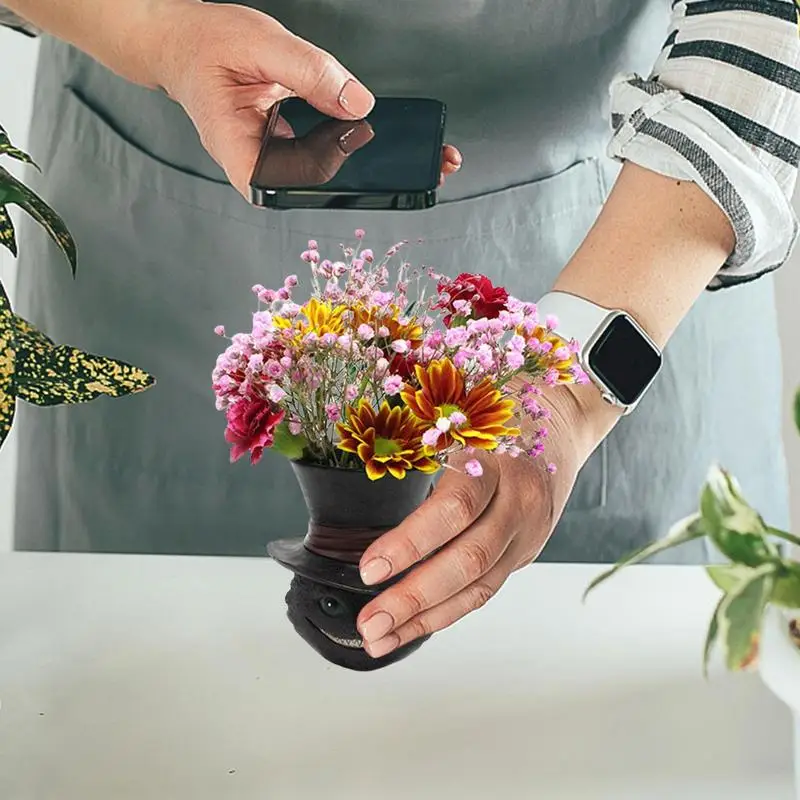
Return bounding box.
[338,122,374,154]
[360,557,392,585]
[366,634,400,659]
[360,611,394,643]
[338,79,374,118]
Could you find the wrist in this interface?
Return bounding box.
[539,380,620,469]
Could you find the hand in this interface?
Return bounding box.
[148,1,462,197]
[355,387,594,659]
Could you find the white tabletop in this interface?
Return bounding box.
[0,553,794,799]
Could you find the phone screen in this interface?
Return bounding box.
[251,97,445,196]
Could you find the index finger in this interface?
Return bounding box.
[359,460,500,586]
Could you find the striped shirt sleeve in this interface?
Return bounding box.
[608,0,800,290]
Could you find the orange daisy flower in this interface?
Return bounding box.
[522,325,579,384]
[336,399,440,481]
[352,303,423,348]
[400,359,520,452]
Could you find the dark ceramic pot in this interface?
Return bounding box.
[267,462,436,671]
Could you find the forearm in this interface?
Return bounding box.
[547,160,735,462]
[2,0,196,86]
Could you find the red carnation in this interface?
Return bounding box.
[436,272,509,326]
[225,397,285,465]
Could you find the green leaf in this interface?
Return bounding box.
[701,465,768,537]
[706,564,757,593]
[0,165,76,275]
[0,205,17,258]
[771,562,800,608]
[794,387,800,437]
[11,315,155,405]
[765,525,800,549]
[271,421,307,460]
[584,512,708,600]
[717,562,776,671]
[772,577,800,609]
[703,595,724,678]
[700,466,776,566]
[0,124,38,168]
[0,281,15,448]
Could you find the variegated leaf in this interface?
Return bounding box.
[0,124,38,168]
[11,315,155,405]
[583,512,707,600]
[716,562,776,671]
[0,281,16,448]
[0,165,76,275]
[703,594,723,678]
[0,205,17,258]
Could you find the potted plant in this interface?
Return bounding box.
[585,388,800,709]
[212,231,586,669]
[0,123,154,451]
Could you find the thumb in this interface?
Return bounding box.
[251,22,375,120]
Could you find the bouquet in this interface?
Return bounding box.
[212,231,587,480]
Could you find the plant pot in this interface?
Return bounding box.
[267,462,436,671]
[759,606,800,798]
[760,606,800,714]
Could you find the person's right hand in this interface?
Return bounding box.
[147,1,462,197]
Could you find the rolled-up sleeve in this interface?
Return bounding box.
[0,7,38,36]
[608,0,800,290]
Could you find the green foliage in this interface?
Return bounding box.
[585,462,800,674]
[0,122,154,451]
[271,421,308,461]
[794,386,800,437]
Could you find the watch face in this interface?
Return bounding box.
[587,314,662,407]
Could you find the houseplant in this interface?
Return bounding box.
[213,231,586,668]
[0,123,154,451]
[585,387,800,696]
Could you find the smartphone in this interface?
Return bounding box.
[249,97,446,211]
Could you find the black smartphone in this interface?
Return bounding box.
[249,97,446,211]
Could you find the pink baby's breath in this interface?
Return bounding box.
[464,459,483,478]
[383,374,404,396]
[422,428,441,448]
[213,233,587,479]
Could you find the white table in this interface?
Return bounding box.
[0,553,794,799]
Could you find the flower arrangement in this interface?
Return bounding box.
[212,231,587,480]
[0,123,154,452]
[585,387,800,674]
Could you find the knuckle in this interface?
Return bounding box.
[441,485,480,528]
[297,47,336,96]
[396,585,428,618]
[407,616,434,640]
[458,538,496,580]
[469,580,498,611]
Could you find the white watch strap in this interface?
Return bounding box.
[534,291,613,355]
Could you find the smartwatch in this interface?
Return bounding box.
[535,291,663,414]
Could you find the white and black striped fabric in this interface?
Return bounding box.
[610,0,800,289]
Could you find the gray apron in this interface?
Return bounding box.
[12,0,790,562]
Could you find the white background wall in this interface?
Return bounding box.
[0,28,798,552]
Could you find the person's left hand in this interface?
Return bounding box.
[355,389,593,658]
